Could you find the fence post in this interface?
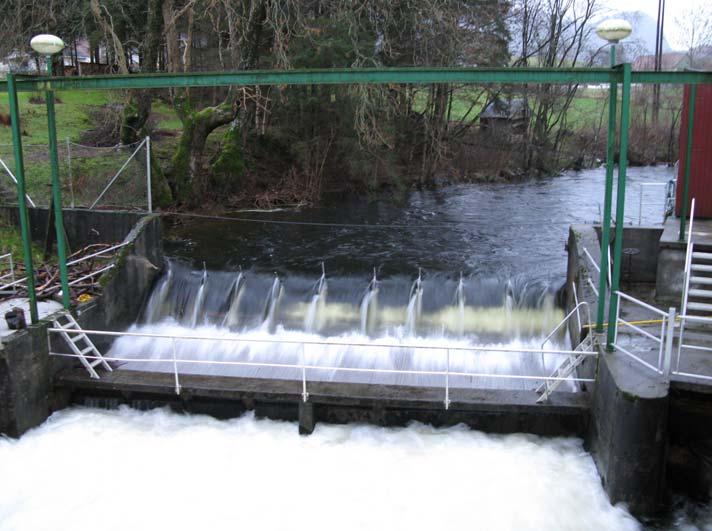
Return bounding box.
[663,307,676,380]
[66,137,75,208]
[146,136,152,213]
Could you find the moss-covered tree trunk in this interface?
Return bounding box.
[168,103,237,205]
[119,0,163,145]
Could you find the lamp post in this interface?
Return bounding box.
[30,34,71,309]
[594,19,632,337]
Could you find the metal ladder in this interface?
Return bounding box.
[536,334,593,403]
[681,200,712,315]
[52,312,112,379]
[679,199,712,362]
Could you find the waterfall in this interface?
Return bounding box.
[405,270,423,336]
[190,265,208,328]
[305,263,327,333]
[262,275,283,332]
[360,270,379,335]
[145,265,173,323]
[455,272,466,337]
[222,272,245,329]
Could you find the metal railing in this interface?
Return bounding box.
[0,252,17,295]
[636,182,667,225]
[89,136,152,212]
[541,300,591,350]
[0,157,36,207]
[612,290,675,376]
[48,326,598,408]
[674,314,712,382]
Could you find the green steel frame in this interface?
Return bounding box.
[2,66,711,338]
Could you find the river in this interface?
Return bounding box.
[5,166,709,530]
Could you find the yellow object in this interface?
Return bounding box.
[77,294,93,303]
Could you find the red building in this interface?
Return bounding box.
[676,85,712,218]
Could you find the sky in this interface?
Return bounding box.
[599,0,707,48]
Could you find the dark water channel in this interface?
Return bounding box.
[164,165,674,282]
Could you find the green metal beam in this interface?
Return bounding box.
[596,46,618,332]
[607,63,633,349]
[6,73,39,323]
[44,58,71,309]
[1,67,617,92]
[679,84,697,241]
[1,67,711,94]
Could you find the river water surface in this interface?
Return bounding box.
[6,167,707,531]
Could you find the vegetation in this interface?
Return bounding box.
[0,0,700,210]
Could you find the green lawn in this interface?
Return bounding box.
[0,90,183,208]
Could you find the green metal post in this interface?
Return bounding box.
[679,84,697,241]
[45,57,71,309]
[596,45,618,332]
[607,63,633,349]
[6,73,39,323]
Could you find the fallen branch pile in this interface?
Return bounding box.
[0,243,122,303]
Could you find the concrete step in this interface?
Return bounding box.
[693,252,712,261]
[689,289,712,299]
[686,301,712,312]
[691,264,712,273]
[690,276,712,285]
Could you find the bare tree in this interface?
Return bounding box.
[673,4,712,69]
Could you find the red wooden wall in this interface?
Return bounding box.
[676,85,712,218]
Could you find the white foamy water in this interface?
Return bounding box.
[108,322,575,391]
[0,407,642,531]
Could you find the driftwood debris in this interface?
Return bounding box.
[0,243,122,302]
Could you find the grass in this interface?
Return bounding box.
[0,90,114,145]
[0,219,45,265]
[0,90,183,207]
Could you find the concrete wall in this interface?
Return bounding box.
[0,212,163,437]
[0,206,145,251]
[587,355,669,516]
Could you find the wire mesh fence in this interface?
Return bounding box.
[0,138,150,211]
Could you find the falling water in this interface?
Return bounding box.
[455,272,466,337]
[222,271,244,329]
[262,275,283,332]
[304,263,327,333]
[146,266,173,323]
[190,265,208,328]
[405,269,423,336]
[360,270,379,335]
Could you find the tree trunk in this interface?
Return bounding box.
[168,103,237,205]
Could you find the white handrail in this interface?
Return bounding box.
[541,301,591,350]
[48,327,596,357]
[612,290,673,376]
[48,321,598,406]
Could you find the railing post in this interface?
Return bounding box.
[171,338,181,395]
[444,348,450,410]
[6,73,38,323]
[301,343,309,402]
[607,63,632,349]
[663,307,676,379]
